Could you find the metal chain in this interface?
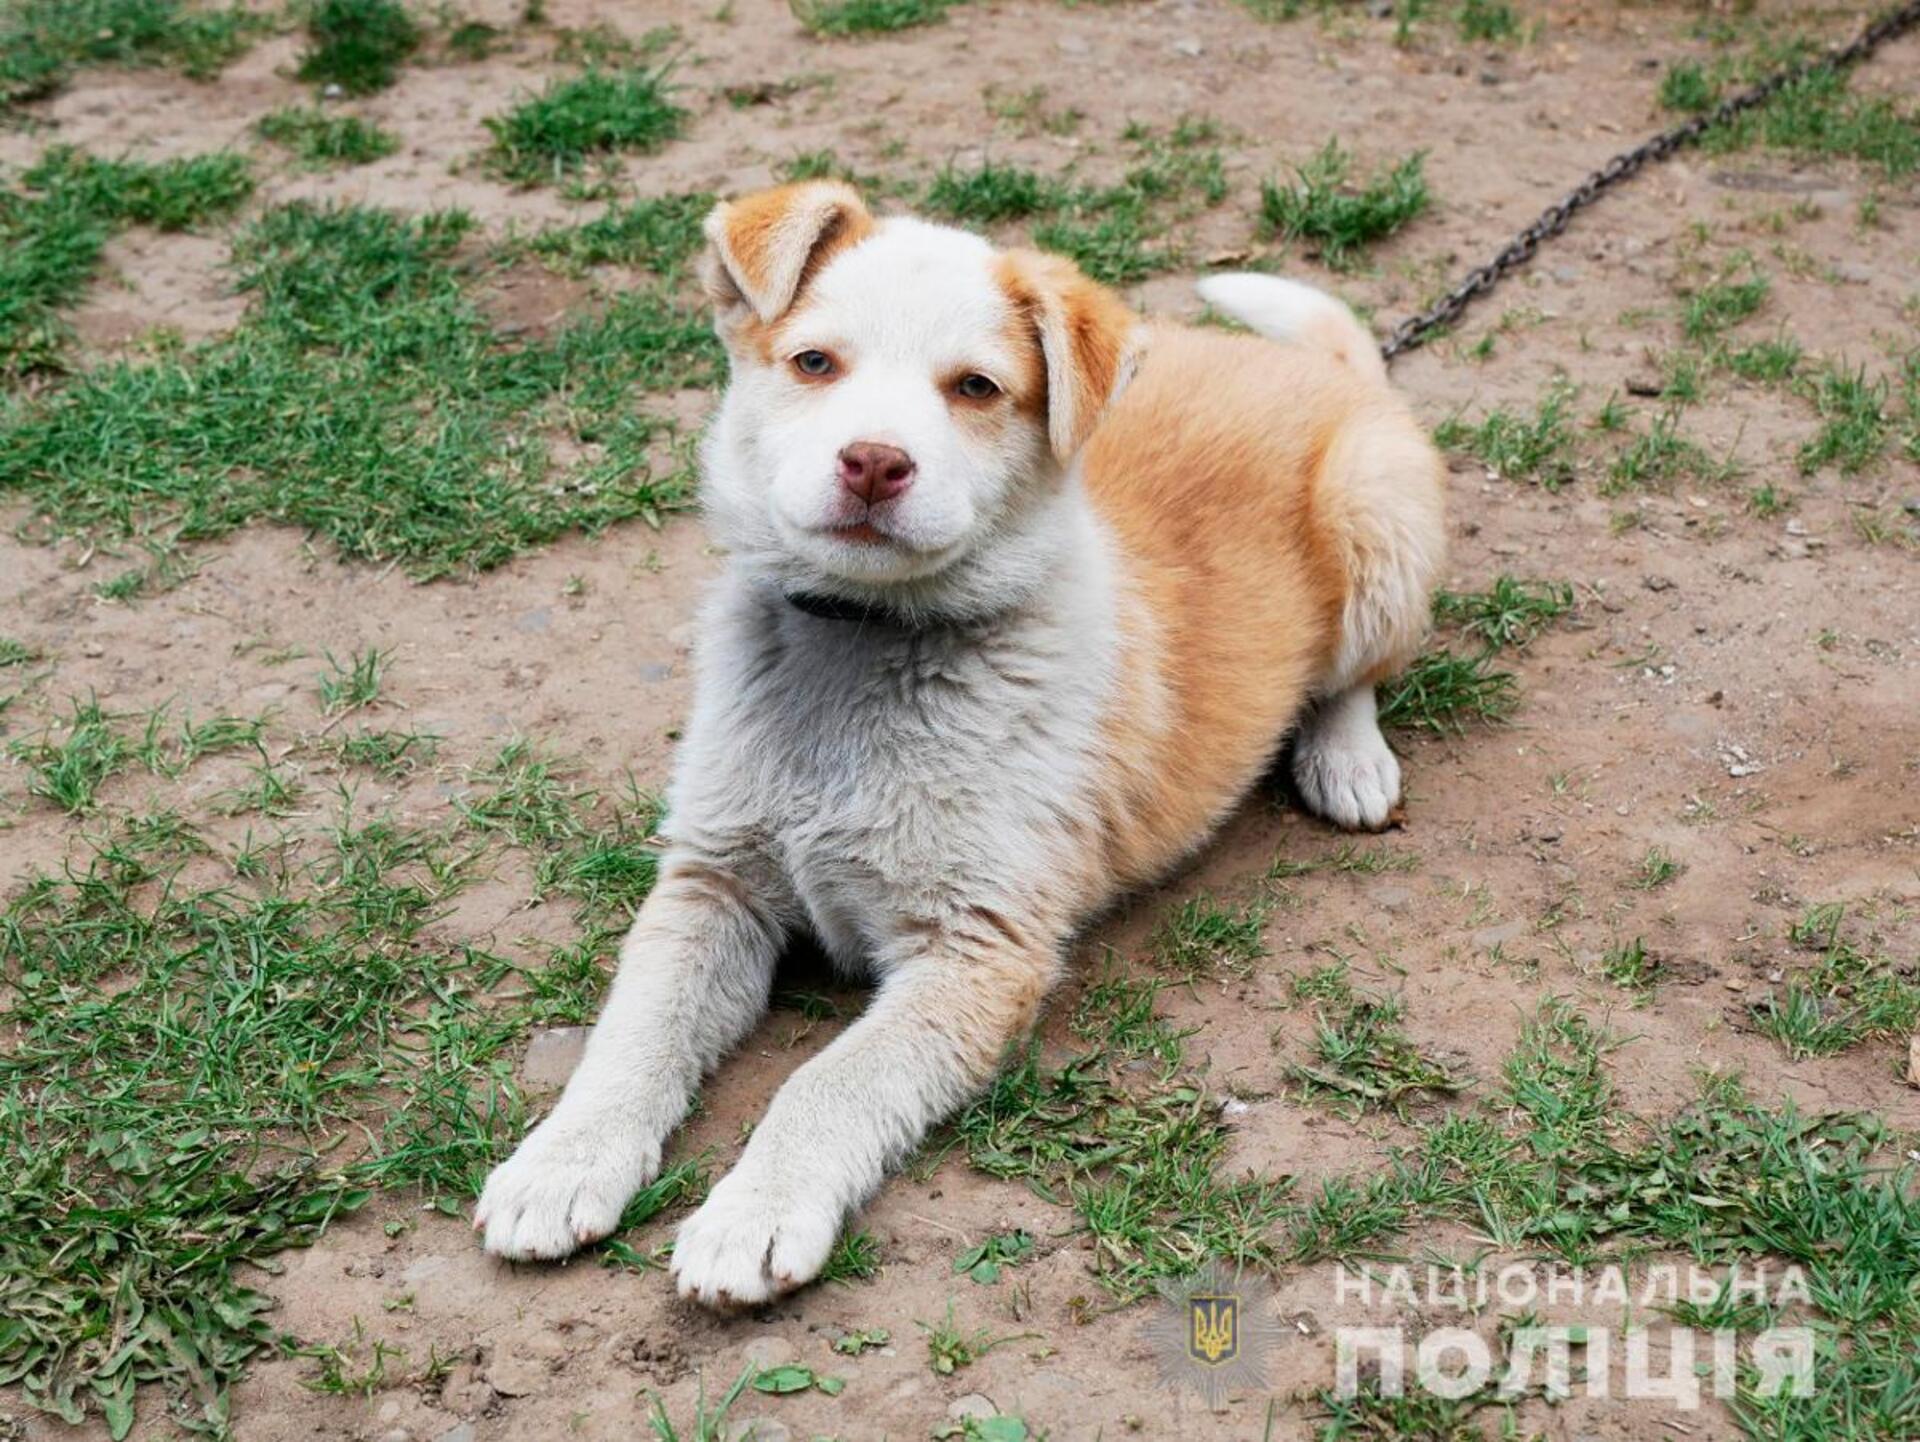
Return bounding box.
[1379,0,1920,362]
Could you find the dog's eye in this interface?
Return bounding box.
[955,373,999,400]
[792,350,835,378]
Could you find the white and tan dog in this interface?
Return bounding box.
[475,181,1445,1306]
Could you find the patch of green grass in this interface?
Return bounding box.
[1378,649,1517,734]
[1290,991,1463,1116]
[459,736,593,849]
[175,712,270,767]
[1746,481,1790,517]
[1633,845,1681,889]
[1604,407,1728,491]
[925,121,1227,286]
[1274,998,1920,1417]
[1433,575,1572,650]
[1600,935,1661,992]
[1903,350,1920,465]
[332,726,439,779]
[1073,968,1192,1075]
[1664,1278,1782,1334]
[1313,1355,1531,1439]
[28,145,255,231]
[485,67,687,186]
[1725,332,1801,383]
[982,83,1083,138]
[1750,904,1920,1059]
[1258,139,1429,268]
[1455,0,1519,42]
[218,757,303,817]
[1659,59,1719,114]
[1682,264,1768,343]
[1,146,253,374]
[775,148,855,183]
[0,780,578,1432]
[1796,360,1890,474]
[1432,378,1576,487]
[1273,844,1420,882]
[92,536,205,601]
[446,18,501,59]
[1118,115,1230,209]
[525,191,712,274]
[1284,1156,1450,1264]
[918,1303,1031,1375]
[1750,983,1853,1059]
[791,0,964,36]
[7,695,129,812]
[1288,959,1354,1007]
[1151,893,1268,977]
[1335,843,1418,873]
[0,0,262,106]
[1233,0,1309,18]
[820,1229,882,1284]
[0,637,39,667]
[1703,67,1920,178]
[257,105,401,167]
[924,162,1062,224]
[0,200,716,578]
[1419,1002,1920,1273]
[955,970,1291,1299]
[1659,347,1706,404]
[1028,123,1227,285]
[296,0,420,96]
[644,1367,754,1442]
[460,739,662,914]
[544,20,678,67]
[594,1158,707,1270]
[296,1320,412,1397]
[316,646,387,714]
[1030,208,1173,286]
[0,177,123,372]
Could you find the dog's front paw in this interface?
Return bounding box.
[1294,711,1402,832]
[475,1117,659,1262]
[670,1164,841,1308]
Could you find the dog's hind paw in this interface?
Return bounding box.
[670,1163,841,1309]
[1293,686,1402,832]
[475,1119,658,1262]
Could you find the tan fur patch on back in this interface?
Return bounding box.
[1078,324,1385,886]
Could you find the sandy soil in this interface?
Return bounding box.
[3,0,1918,1437]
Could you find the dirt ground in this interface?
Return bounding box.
[3,0,1918,1438]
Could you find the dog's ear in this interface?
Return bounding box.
[701,181,874,329]
[996,250,1138,463]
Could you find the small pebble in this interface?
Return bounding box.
[949,1394,999,1420]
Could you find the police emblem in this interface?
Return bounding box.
[1189,1291,1239,1365]
[1147,1259,1284,1408]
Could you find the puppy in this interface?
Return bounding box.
[475,181,1445,1306]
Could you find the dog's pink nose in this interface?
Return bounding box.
[837,442,915,503]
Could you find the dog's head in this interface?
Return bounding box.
[697,181,1136,610]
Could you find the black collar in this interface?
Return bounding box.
[784,590,921,628]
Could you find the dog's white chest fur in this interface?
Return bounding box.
[664,516,1119,969]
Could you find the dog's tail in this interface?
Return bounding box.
[1194,273,1386,387]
